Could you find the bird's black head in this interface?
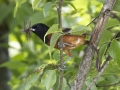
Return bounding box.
[31,23,49,41]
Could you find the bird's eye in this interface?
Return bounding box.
[37,25,39,28]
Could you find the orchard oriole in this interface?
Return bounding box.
[23,23,89,67]
[23,23,89,56]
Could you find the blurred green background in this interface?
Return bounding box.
[0,0,120,90]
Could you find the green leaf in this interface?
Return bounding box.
[45,24,59,37]
[25,64,47,90]
[53,52,60,61]
[44,24,61,42]
[99,30,112,45]
[105,75,118,83]
[0,4,11,24]
[0,60,26,70]
[113,0,120,12]
[65,1,77,11]
[62,78,67,90]
[70,25,90,35]
[34,25,61,59]
[85,81,97,90]
[105,18,119,29]
[41,70,56,90]
[108,40,120,66]
[48,32,62,59]
[103,60,120,74]
[0,43,11,48]
[32,0,42,10]
[12,53,25,60]
[43,2,53,17]
[99,43,108,60]
[50,33,62,51]
[96,0,104,3]
[14,0,27,17]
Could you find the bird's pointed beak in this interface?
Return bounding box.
[31,28,35,31]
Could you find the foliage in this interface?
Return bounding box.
[0,0,120,90]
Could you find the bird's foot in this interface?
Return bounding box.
[58,42,73,48]
[58,57,72,71]
[58,64,66,71]
[63,57,72,64]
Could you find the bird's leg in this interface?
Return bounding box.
[63,57,72,64]
[58,42,73,48]
[58,65,66,71]
[58,55,72,71]
[58,57,72,71]
[58,42,73,70]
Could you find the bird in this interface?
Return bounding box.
[23,23,89,64]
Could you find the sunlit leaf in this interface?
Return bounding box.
[65,1,77,11]
[109,40,120,66]
[32,0,42,10]
[14,0,27,17]
[41,70,56,90]
[43,2,53,17]
[12,53,25,60]
[25,64,47,90]
[44,24,61,42]
[70,25,90,35]
[45,24,58,37]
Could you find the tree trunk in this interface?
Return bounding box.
[0,21,11,90]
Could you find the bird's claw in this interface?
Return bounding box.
[58,42,65,48]
[58,64,66,71]
[58,42,73,48]
[58,57,72,71]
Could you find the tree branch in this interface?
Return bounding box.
[71,0,116,90]
[57,0,64,90]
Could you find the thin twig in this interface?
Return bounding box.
[52,0,58,9]
[86,56,111,90]
[87,16,98,26]
[96,80,120,87]
[57,0,64,90]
